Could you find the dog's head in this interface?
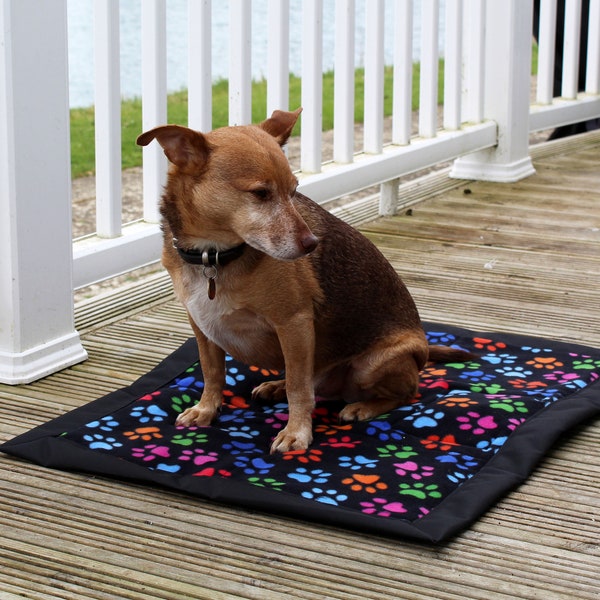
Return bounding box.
[137,108,318,261]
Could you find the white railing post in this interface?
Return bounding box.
[0,0,87,384]
[450,0,536,182]
[229,0,252,126]
[188,0,212,132]
[267,0,290,116]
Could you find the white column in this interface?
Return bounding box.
[0,0,87,384]
[229,0,252,126]
[188,0,212,132]
[450,0,535,182]
[267,0,290,116]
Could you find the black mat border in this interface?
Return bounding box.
[2,323,599,543]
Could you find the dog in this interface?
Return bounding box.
[137,108,474,453]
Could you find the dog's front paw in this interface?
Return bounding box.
[252,379,287,402]
[175,406,216,428]
[339,402,377,422]
[270,425,313,454]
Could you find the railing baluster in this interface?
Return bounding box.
[94,0,121,238]
[364,0,384,154]
[419,0,439,138]
[267,0,290,115]
[188,0,212,132]
[462,0,485,123]
[392,0,413,146]
[443,0,463,130]
[229,0,252,125]
[333,0,355,164]
[586,0,600,93]
[141,0,167,224]
[537,0,558,105]
[562,0,583,99]
[301,0,323,174]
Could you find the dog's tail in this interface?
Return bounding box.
[427,345,477,364]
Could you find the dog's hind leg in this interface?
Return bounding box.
[339,331,427,422]
[252,379,287,402]
[175,316,226,427]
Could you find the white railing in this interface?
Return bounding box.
[1,0,599,384]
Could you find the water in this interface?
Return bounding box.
[68,0,441,109]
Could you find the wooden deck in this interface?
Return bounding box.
[1,131,599,599]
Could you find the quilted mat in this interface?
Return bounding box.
[2,323,599,543]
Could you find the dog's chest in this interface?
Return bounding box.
[183,278,281,366]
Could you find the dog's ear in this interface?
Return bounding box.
[259,107,302,146]
[136,125,212,174]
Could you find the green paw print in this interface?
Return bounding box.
[488,398,529,413]
[376,444,418,459]
[572,358,600,371]
[171,394,194,414]
[469,383,504,394]
[247,477,285,491]
[398,482,442,500]
[170,431,209,446]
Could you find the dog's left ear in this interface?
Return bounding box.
[259,107,302,146]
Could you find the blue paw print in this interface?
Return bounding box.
[426,331,456,345]
[521,345,553,354]
[222,440,261,455]
[130,404,168,423]
[481,353,517,365]
[288,468,331,484]
[234,456,275,475]
[223,425,259,439]
[154,463,181,473]
[458,368,494,383]
[447,470,474,484]
[495,365,533,378]
[301,488,348,506]
[476,436,508,452]
[85,415,119,432]
[225,356,246,386]
[83,433,123,450]
[338,455,378,470]
[364,421,404,441]
[220,409,256,424]
[403,408,445,428]
[170,375,204,393]
[435,452,479,470]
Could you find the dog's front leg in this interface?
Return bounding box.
[269,315,316,454]
[176,317,226,427]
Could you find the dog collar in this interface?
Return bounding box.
[172,239,247,300]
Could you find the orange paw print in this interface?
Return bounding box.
[249,365,280,377]
[473,337,507,352]
[342,474,388,494]
[123,426,163,442]
[526,356,563,370]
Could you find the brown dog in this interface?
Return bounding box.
[137,108,473,453]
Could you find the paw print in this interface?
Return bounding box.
[522,346,553,354]
[447,470,474,484]
[365,421,405,441]
[282,449,323,464]
[456,412,497,435]
[170,376,204,393]
[437,394,478,409]
[221,440,261,455]
[222,390,250,410]
[321,435,362,449]
[476,436,508,452]
[419,435,459,451]
[393,461,434,480]
[249,365,280,377]
[178,448,219,466]
[301,488,348,506]
[360,498,407,517]
[123,426,163,442]
[224,357,246,386]
[469,382,504,394]
[458,367,494,383]
[130,404,168,424]
[398,482,442,500]
[435,451,479,471]
[131,444,170,462]
[507,417,526,431]
[222,424,259,439]
[526,357,564,370]
[170,430,208,446]
[473,337,507,352]
[234,456,275,475]
[247,476,285,490]
[376,444,418,459]
[85,416,119,432]
[171,394,194,414]
[342,474,387,494]
[403,408,445,429]
[542,371,587,390]
[495,365,533,378]
[83,433,123,450]
[288,467,331,484]
[488,397,529,413]
[426,331,457,345]
[338,455,378,470]
[571,357,600,371]
[481,353,517,366]
[219,409,257,425]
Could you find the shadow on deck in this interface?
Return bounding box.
[1,131,599,599]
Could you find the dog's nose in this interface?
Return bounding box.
[301,233,319,254]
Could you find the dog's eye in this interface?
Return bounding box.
[251,188,270,200]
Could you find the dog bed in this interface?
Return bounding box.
[2,322,599,543]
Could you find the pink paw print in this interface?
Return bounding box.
[393,461,435,480]
[131,444,171,462]
[178,448,219,466]
[360,497,407,517]
[456,412,497,435]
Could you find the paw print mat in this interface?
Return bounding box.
[2,323,599,543]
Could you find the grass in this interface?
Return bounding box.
[69,63,440,178]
